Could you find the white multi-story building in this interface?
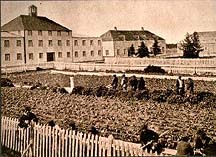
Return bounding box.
[100,27,166,57]
[1,5,73,67]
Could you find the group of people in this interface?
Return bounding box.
[176,76,194,96]
[112,74,195,96]
[111,74,146,91]
[17,106,215,156]
[139,124,216,156]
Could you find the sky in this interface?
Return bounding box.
[1,0,216,43]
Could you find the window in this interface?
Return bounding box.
[117,49,120,55]
[98,50,102,56]
[67,52,70,58]
[106,50,109,55]
[74,40,78,46]
[18,30,21,34]
[58,52,62,58]
[123,49,127,55]
[28,30,32,36]
[28,40,33,47]
[16,40,21,47]
[38,40,43,47]
[83,51,86,57]
[82,40,86,46]
[66,40,70,46]
[39,53,43,59]
[91,51,94,56]
[29,53,33,60]
[58,40,62,46]
[38,30,42,36]
[17,53,22,60]
[90,40,93,46]
[98,40,101,46]
[48,40,53,47]
[57,31,61,36]
[5,54,10,61]
[67,31,70,36]
[48,30,52,36]
[162,47,165,52]
[75,51,78,57]
[4,40,10,47]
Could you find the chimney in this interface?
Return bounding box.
[114,27,117,31]
[141,27,144,31]
[29,5,37,16]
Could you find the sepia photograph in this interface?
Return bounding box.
[1,0,216,156]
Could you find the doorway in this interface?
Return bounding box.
[47,52,55,62]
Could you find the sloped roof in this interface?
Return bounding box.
[100,30,164,41]
[1,15,71,31]
[197,31,216,37]
[1,31,23,38]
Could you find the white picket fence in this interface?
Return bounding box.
[1,116,177,157]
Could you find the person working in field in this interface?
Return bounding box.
[176,136,194,156]
[187,78,194,94]
[140,124,159,153]
[129,75,138,91]
[111,74,118,90]
[121,74,128,91]
[137,77,146,90]
[176,76,185,96]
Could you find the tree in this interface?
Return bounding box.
[152,38,161,56]
[179,32,203,58]
[137,41,149,58]
[128,44,135,57]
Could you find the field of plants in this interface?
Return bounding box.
[1,71,216,146]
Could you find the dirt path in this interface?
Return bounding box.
[51,70,216,81]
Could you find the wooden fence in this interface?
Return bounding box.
[1,116,176,157]
[2,59,216,76]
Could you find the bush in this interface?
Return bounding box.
[167,95,186,104]
[82,87,94,96]
[94,86,109,97]
[72,86,84,95]
[151,89,173,103]
[144,65,166,74]
[196,91,214,102]
[1,78,14,87]
[134,90,150,100]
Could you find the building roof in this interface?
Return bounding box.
[197,31,216,37]
[1,31,23,38]
[100,30,165,41]
[1,15,71,31]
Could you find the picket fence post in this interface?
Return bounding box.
[107,134,114,156]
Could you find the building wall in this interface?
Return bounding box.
[1,36,25,67]
[199,34,216,57]
[102,41,115,57]
[111,39,166,57]
[72,37,103,62]
[24,30,73,65]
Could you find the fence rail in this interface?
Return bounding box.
[2,58,216,75]
[1,116,176,156]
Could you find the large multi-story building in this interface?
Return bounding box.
[72,35,103,62]
[100,27,166,57]
[1,5,73,66]
[198,31,216,57]
[177,31,216,57]
[1,31,25,67]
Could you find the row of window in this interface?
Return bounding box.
[27,30,71,36]
[4,52,71,61]
[74,40,102,46]
[30,40,70,47]
[74,50,102,57]
[4,40,71,47]
[4,39,102,47]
